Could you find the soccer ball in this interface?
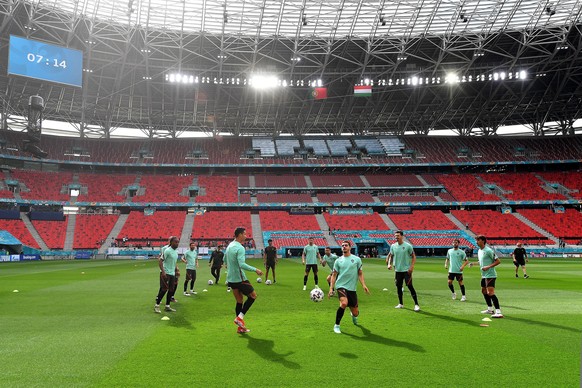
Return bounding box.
[256,277,262,283]
[265,279,272,285]
[310,288,324,302]
[208,279,214,285]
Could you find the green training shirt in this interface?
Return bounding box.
[322,253,338,273]
[162,246,179,276]
[333,254,362,291]
[225,240,256,283]
[478,245,497,278]
[446,248,467,274]
[184,249,197,270]
[390,242,415,272]
[303,244,319,265]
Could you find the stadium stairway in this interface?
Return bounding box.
[315,214,339,246]
[20,212,49,251]
[304,175,314,188]
[512,212,559,245]
[444,213,476,238]
[360,175,371,187]
[98,213,129,254]
[179,212,195,248]
[416,175,430,186]
[251,212,265,251]
[379,213,398,230]
[63,213,76,250]
[474,175,508,201]
[535,174,574,200]
[248,174,256,187]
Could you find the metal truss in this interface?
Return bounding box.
[1,0,582,139]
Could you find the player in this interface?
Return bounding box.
[386,230,420,312]
[209,245,225,285]
[445,239,469,301]
[329,241,370,334]
[182,242,198,295]
[226,227,263,334]
[321,246,338,290]
[154,236,180,313]
[477,235,503,318]
[263,239,278,283]
[302,237,322,291]
[512,242,529,278]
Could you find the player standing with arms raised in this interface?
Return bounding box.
[445,239,469,301]
[329,241,370,334]
[386,230,420,312]
[226,227,263,334]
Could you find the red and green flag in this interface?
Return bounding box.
[354,85,372,97]
[311,87,328,100]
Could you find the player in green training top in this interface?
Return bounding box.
[321,246,338,291]
[302,237,322,291]
[477,235,503,318]
[387,230,421,312]
[328,240,370,334]
[226,227,263,334]
[182,242,199,296]
[445,239,469,301]
[154,236,180,314]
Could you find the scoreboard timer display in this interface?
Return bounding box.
[8,35,83,88]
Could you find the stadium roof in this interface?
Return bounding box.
[1,0,582,138]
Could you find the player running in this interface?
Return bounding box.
[445,239,469,301]
[321,246,338,291]
[225,227,263,334]
[329,240,370,334]
[154,236,180,313]
[209,245,225,285]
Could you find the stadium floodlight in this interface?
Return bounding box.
[519,70,527,79]
[445,73,459,84]
[249,74,278,89]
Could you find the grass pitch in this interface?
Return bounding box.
[0,257,580,387]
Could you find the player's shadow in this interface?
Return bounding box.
[418,310,480,327]
[343,325,425,353]
[503,316,580,333]
[167,314,195,330]
[241,336,301,370]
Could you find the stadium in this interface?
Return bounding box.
[0,0,581,386]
